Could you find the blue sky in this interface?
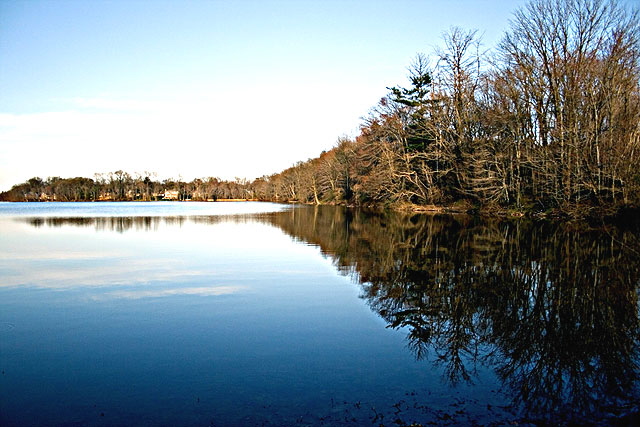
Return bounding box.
[0,0,553,190]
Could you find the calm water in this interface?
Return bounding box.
[1,202,639,426]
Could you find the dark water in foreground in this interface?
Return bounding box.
[1,202,639,426]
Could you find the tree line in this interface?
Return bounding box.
[259,0,640,216]
[2,0,639,217]
[0,172,253,202]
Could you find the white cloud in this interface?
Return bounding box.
[0,81,374,191]
[71,97,162,112]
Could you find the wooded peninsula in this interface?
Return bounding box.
[3,0,639,219]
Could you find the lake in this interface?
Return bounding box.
[1,202,639,426]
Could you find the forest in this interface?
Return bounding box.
[2,0,639,218]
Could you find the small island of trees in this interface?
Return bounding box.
[2,0,639,218]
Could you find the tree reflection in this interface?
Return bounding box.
[265,206,640,422]
[24,206,640,422]
[23,215,262,233]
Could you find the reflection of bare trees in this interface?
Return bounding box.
[264,206,640,423]
[482,223,640,420]
[23,206,640,421]
[27,216,176,232]
[24,215,270,233]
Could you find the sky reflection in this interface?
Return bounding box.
[0,208,315,297]
[101,286,248,300]
[3,204,425,427]
[4,203,637,425]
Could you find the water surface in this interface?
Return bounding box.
[1,202,639,426]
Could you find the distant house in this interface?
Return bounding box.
[163,190,180,200]
[98,192,115,201]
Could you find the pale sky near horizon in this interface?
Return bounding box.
[4,0,625,191]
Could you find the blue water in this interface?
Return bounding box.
[0,202,511,426]
[0,201,288,217]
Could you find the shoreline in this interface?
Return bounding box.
[2,198,638,222]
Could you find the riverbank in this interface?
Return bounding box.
[3,195,638,223]
[371,200,640,223]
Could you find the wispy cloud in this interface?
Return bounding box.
[71,96,162,112]
[102,285,246,300]
[0,250,125,261]
[0,256,202,289]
